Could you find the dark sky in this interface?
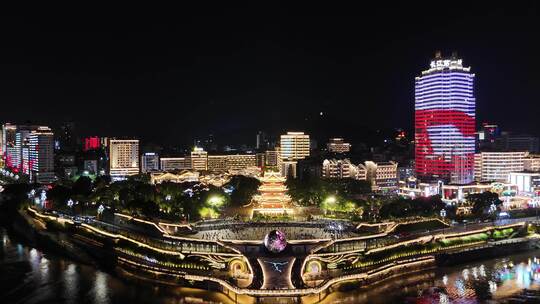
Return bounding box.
[1,3,539,147]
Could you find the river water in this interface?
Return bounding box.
[1,227,539,304]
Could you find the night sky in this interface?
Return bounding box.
[0,3,539,147]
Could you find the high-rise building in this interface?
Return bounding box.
[474,151,527,182]
[24,127,55,183]
[190,147,208,171]
[108,139,139,180]
[256,131,268,150]
[141,152,160,173]
[59,121,77,152]
[1,123,17,169]
[415,52,475,184]
[2,124,47,173]
[280,132,310,161]
[327,138,351,153]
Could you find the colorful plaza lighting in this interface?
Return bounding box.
[415,52,476,184]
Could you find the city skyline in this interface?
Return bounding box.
[0,3,539,145]
[3,5,540,303]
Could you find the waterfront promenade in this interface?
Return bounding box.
[22,206,540,299]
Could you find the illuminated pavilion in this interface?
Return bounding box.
[251,171,294,217]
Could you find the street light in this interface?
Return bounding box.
[323,196,337,216]
[208,195,224,207]
[490,202,497,224]
[489,203,497,213]
[325,196,337,204]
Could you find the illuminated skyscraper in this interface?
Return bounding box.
[415,52,475,184]
[26,127,55,183]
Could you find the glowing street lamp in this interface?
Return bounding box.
[207,195,224,207]
[325,196,337,204]
[440,209,447,218]
[489,203,497,214]
[323,196,337,215]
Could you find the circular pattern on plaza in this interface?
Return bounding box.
[264,230,287,253]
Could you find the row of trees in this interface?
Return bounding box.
[44,175,261,221]
[8,168,506,223]
[286,177,371,206]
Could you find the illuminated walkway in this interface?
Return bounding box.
[25,207,538,298]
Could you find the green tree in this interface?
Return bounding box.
[467,191,502,217]
[47,184,72,209]
[226,176,261,206]
[72,176,93,196]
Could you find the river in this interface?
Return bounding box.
[1,227,539,304]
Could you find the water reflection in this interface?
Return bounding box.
[1,227,540,304]
[93,272,110,304]
[63,263,78,304]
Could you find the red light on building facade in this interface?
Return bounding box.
[414,54,476,184]
[83,137,100,151]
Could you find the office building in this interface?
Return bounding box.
[2,124,47,173]
[365,161,398,191]
[474,151,527,182]
[415,52,475,184]
[327,138,351,153]
[109,139,139,180]
[207,154,259,172]
[279,132,309,178]
[256,152,265,168]
[280,132,310,160]
[58,121,77,152]
[256,131,268,150]
[160,157,191,171]
[265,150,279,167]
[226,154,257,170]
[524,155,540,172]
[280,159,297,178]
[207,155,227,172]
[25,127,55,183]
[141,152,160,173]
[191,147,208,171]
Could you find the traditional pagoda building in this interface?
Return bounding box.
[251,171,294,217]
